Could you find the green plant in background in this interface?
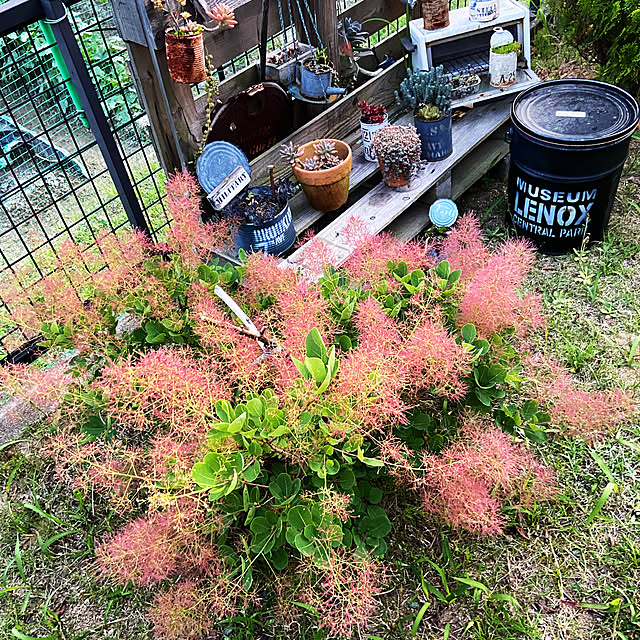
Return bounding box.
[396,65,452,122]
[491,41,522,55]
[547,0,640,94]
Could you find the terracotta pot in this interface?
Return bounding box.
[165,31,206,84]
[377,157,410,188]
[422,0,450,30]
[293,140,352,212]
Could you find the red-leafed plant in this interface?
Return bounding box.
[358,100,387,124]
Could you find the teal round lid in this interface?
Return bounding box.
[429,199,459,227]
[196,141,251,193]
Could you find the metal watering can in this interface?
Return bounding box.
[297,60,347,100]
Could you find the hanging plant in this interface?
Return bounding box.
[152,0,237,84]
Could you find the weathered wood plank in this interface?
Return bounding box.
[387,133,509,242]
[285,97,513,274]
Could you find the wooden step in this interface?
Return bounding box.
[284,97,513,276]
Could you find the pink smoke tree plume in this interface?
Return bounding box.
[3,172,635,639]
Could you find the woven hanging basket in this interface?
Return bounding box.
[165,31,206,84]
[422,0,450,30]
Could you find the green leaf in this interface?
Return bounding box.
[305,328,327,361]
[337,334,352,351]
[14,536,25,583]
[461,324,476,344]
[589,450,616,484]
[586,482,617,525]
[243,460,261,483]
[271,547,289,570]
[250,516,271,535]
[435,261,450,279]
[287,505,312,530]
[291,356,310,379]
[11,630,58,640]
[411,601,430,636]
[304,357,327,385]
[489,593,520,607]
[453,576,489,594]
[521,399,539,421]
[448,269,461,285]
[294,533,315,556]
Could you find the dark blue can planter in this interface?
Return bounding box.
[414,113,453,161]
[234,187,296,256]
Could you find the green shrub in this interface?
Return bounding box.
[548,0,640,94]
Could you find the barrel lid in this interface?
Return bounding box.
[512,79,640,147]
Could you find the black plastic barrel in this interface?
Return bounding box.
[507,79,639,254]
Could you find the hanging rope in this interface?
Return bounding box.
[276,0,289,58]
[292,0,322,50]
[300,0,324,49]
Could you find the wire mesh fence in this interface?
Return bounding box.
[0,0,169,359]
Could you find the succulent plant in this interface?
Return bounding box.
[358,100,387,124]
[372,125,422,182]
[396,66,452,121]
[416,103,441,121]
[280,142,304,168]
[492,41,522,55]
[314,140,337,162]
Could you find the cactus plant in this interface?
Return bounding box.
[395,66,452,122]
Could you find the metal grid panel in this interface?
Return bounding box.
[0,0,169,359]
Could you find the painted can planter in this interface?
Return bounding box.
[507,79,640,254]
[414,113,453,161]
[234,187,296,255]
[299,61,346,100]
[165,31,206,84]
[361,115,389,162]
[422,0,450,30]
[293,140,353,212]
[265,43,313,87]
[489,27,517,88]
[469,0,500,22]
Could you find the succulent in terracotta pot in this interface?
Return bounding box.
[372,125,421,188]
[281,139,353,212]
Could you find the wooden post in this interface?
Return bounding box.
[316,0,339,70]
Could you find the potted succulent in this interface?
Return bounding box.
[299,49,347,100]
[422,0,450,30]
[396,66,453,161]
[450,72,482,100]
[281,139,352,212]
[152,0,237,84]
[265,42,314,87]
[223,168,297,255]
[489,28,521,87]
[372,124,422,189]
[358,101,388,162]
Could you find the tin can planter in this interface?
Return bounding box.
[361,115,389,162]
[299,60,346,100]
[165,31,206,84]
[234,187,296,255]
[422,0,450,30]
[415,113,453,161]
[265,42,313,87]
[489,51,517,87]
[293,140,353,212]
[469,0,500,22]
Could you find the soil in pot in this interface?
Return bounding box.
[165,31,206,84]
[300,59,335,100]
[293,140,352,212]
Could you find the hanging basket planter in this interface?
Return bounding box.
[165,31,207,84]
[422,0,450,30]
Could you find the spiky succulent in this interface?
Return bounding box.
[314,140,338,161]
[396,66,452,120]
[303,157,319,171]
[282,139,343,172]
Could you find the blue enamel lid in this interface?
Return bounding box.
[196,141,251,193]
[429,199,459,228]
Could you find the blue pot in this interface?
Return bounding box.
[299,63,346,100]
[415,113,453,161]
[234,187,296,256]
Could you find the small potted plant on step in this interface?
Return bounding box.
[372,124,422,189]
[359,101,388,162]
[299,49,347,100]
[450,71,482,100]
[266,42,314,87]
[153,0,237,84]
[489,28,521,87]
[281,139,352,212]
[223,167,297,255]
[396,66,453,161]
